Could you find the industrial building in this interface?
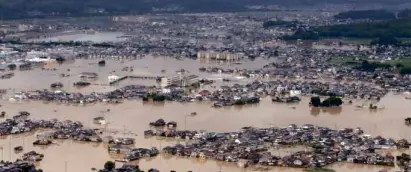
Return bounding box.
[197,51,243,61]
[160,73,199,87]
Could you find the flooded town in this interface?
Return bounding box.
[1,4,411,172]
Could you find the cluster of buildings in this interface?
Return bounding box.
[98,164,145,172]
[151,125,410,169]
[13,75,387,107]
[0,111,102,143]
[0,160,40,172]
[119,148,159,162]
[197,51,244,61]
[1,9,411,172]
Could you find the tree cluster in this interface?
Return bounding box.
[285,18,411,45]
[349,59,411,75]
[101,161,143,172]
[400,67,411,75]
[263,20,300,29]
[370,36,401,46]
[310,96,343,107]
[234,97,260,105]
[283,29,320,40]
[7,64,17,70]
[398,9,411,19]
[101,161,196,172]
[334,10,395,20]
[356,60,391,72]
[143,93,166,102]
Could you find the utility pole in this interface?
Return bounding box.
[0,146,3,160]
[22,136,25,154]
[123,125,126,138]
[8,136,11,161]
[184,114,187,130]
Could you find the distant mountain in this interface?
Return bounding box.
[0,0,410,19]
[398,9,411,19]
[334,10,396,20]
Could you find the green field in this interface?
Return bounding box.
[386,58,411,67]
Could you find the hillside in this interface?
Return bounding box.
[333,10,395,20]
[285,18,411,43]
[0,0,410,19]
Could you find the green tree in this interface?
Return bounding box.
[234,100,246,105]
[321,96,343,107]
[104,161,115,170]
[246,97,260,104]
[370,36,400,46]
[396,63,404,68]
[136,166,143,172]
[310,96,321,107]
[153,94,165,101]
[7,64,16,70]
[400,67,411,74]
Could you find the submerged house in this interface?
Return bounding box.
[79,72,98,79]
[93,117,106,125]
[108,144,130,154]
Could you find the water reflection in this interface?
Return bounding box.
[310,107,343,116]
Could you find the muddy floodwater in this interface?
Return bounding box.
[0,57,409,172]
[27,32,128,43]
[1,56,274,93]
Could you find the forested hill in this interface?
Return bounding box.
[334,10,396,20]
[0,0,410,19]
[284,17,411,46]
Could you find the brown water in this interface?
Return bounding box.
[1,57,272,93]
[0,58,409,172]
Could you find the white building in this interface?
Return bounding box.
[26,50,49,59]
[197,51,242,61]
[160,74,199,87]
[25,51,55,63]
[108,74,120,82]
[160,77,171,88]
[290,90,302,97]
[26,57,55,63]
[161,88,171,94]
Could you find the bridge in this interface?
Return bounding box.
[109,75,162,85]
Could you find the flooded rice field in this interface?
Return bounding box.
[0,57,409,172]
